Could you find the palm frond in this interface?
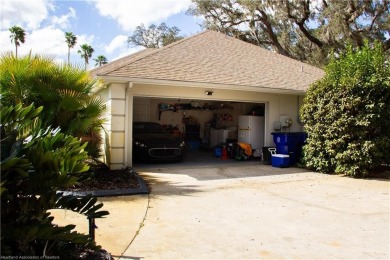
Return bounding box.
[82,95,106,118]
[1,53,106,157]
[58,89,85,111]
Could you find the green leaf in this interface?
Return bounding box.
[72,163,89,173]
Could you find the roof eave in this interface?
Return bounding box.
[95,76,308,95]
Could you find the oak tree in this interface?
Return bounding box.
[188,0,390,67]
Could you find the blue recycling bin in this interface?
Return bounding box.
[271,132,307,165]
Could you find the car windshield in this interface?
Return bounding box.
[133,123,166,135]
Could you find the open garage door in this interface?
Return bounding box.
[132,97,266,166]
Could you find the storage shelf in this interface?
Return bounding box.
[158,103,233,120]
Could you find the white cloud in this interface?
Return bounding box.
[0,0,197,65]
[0,30,15,54]
[0,27,66,58]
[92,0,192,31]
[21,27,68,57]
[105,35,128,54]
[50,7,77,30]
[101,35,146,64]
[0,0,52,30]
[111,46,145,62]
[0,26,94,64]
[89,45,143,69]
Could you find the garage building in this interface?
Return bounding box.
[91,30,324,169]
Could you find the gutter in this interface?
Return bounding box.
[97,76,307,95]
[124,82,132,166]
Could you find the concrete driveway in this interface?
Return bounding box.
[51,162,389,259]
[120,163,389,259]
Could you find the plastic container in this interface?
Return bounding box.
[187,140,200,150]
[185,124,200,140]
[214,146,222,158]
[262,146,275,165]
[225,139,237,158]
[271,132,307,165]
[271,154,290,167]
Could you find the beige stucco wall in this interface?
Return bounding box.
[98,83,128,169]
[100,81,304,169]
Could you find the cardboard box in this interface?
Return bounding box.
[271,154,290,167]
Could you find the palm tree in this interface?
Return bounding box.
[93,55,108,67]
[0,53,106,157]
[78,44,94,70]
[65,32,77,64]
[9,26,26,58]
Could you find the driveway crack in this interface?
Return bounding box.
[121,193,151,257]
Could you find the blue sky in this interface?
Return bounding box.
[0,0,203,68]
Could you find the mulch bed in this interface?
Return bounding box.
[66,162,140,192]
[76,246,112,260]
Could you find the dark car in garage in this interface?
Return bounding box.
[133,122,187,162]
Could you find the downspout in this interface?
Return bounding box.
[124,82,132,167]
[297,95,301,124]
[264,102,269,146]
[297,95,300,123]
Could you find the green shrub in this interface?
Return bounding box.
[0,53,106,158]
[0,103,109,256]
[300,42,390,177]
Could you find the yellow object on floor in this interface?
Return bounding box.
[238,142,252,156]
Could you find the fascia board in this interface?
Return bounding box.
[96,76,307,95]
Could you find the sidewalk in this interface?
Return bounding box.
[50,195,149,258]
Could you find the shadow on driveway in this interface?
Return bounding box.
[134,157,310,182]
[134,152,312,197]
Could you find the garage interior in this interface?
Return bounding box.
[133,97,268,165]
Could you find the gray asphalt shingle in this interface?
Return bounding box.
[91,30,324,92]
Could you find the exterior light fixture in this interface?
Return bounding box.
[205,91,213,96]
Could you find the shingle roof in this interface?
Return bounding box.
[91,30,324,92]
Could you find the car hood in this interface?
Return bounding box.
[134,134,183,145]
